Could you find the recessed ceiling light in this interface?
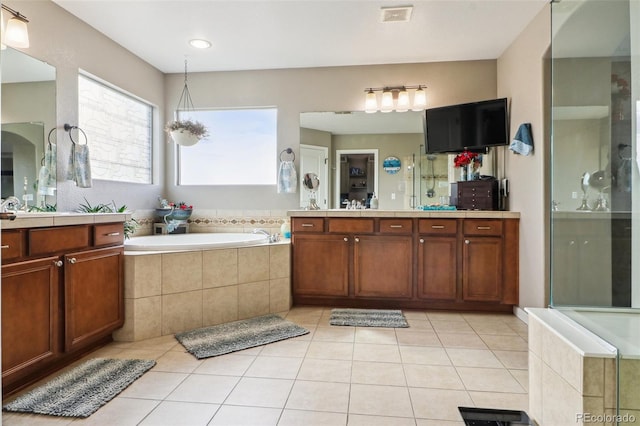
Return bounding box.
[189,39,212,49]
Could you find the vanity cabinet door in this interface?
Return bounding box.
[1,257,61,389]
[353,235,413,298]
[418,236,458,301]
[462,237,503,302]
[64,246,124,352]
[292,234,349,297]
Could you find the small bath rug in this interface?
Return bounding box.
[3,358,155,418]
[175,314,310,359]
[329,308,409,328]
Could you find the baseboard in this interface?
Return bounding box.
[513,306,528,324]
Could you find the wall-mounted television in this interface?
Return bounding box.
[425,98,509,154]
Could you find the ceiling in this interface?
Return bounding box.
[52,0,547,74]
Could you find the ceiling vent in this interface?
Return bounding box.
[380,6,413,23]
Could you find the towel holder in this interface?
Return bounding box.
[42,127,57,166]
[64,123,88,146]
[279,147,295,162]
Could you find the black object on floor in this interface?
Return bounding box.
[458,407,534,426]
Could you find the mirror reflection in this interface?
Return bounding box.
[1,47,57,209]
[300,111,451,209]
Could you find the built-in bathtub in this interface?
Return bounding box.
[124,232,270,251]
[116,233,291,342]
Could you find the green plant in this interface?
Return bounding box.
[77,198,139,239]
[28,204,57,212]
[164,119,209,139]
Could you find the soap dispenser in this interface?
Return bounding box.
[370,193,379,209]
[280,219,291,239]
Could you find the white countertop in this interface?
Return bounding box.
[1,212,132,229]
[288,209,520,219]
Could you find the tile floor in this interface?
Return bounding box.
[2,307,529,426]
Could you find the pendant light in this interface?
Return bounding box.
[363,85,427,113]
[1,5,29,49]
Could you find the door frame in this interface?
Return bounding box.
[335,149,379,209]
[299,144,329,209]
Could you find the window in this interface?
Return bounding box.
[78,74,153,184]
[177,108,277,185]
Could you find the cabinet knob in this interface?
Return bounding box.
[419,238,424,244]
[465,240,470,244]
[68,257,77,264]
[569,240,575,246]
[54,260,63,267]
[355,237,360,243]
[343,237,348,242]
[105,232,121,237]
[583,240,589,245]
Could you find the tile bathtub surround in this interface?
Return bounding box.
[3,308,528,426]
[115,243,291,341]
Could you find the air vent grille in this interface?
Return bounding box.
[380,6,413,23]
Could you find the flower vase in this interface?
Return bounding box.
[467,164,479,181]
[459,166,468,182]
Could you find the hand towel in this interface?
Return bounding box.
[277,160,297,193]
[37,142,57,196]
[66,143,92,188]
[509,123,534,156]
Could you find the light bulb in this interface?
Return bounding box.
[396,88,410,112]
[380,90,394,113]
[5,16,29,48]
[365,90,378,113]
[412,86,427,111]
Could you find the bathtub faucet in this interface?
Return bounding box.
[0,196,20,213]
[252,228,280,243]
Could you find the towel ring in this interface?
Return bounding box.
[64,123,88,146]
[279,148,295,162]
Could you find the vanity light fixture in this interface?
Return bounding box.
[1,4,29,49]
[189,39,212,49]
[364,85,427,113]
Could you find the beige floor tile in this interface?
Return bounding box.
[119,371,188,399]
[112,334,179,351]
[493,350,528,369]
[296,358,352,383]
[416,420,465,426]
[2,413,74,426]
[259,339,310,357]
[403,310,428,320]
[404,364,465,390]
[405,319,435,331]
[245,356,303,379]
[430,320,476,334]
[399,346,451,366]
[225,377,294,408]
[166,374,240,403]
[479,334,528,351]
[456,367,526,393]
[351,361,407,386]
[426,312,466,322]
[437,333,488,349]
[279,409,347,426]
[109,348,170,360]
[73,397,160,426]
[354,328,398,344]
[445,348,503,368]
[353,343,402,363]
[347,414,416,426]
[306,341,354,360]
[193,353,255,376]
[349,384,414,418]
[469,321,519,335]
[511,369,529,392]
[138,401,219,426]
[409,388,473,421]
[468,390,529,412]
[209,405,281,426]
[286,380,350,412]
[395,330,441,347]
[153,350,203,373]
[313,326,356,342]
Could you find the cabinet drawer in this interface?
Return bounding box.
[379,219,413,234]
[29,226,90,256]
[292,218,324,232]
[463,220,503,236]
[1,230,24,261]
[418,219,457,235]
[94,223,125,247]
[328,218,374,233]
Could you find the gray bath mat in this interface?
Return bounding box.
[329,308,409,328]
[176,314,310,359]
[3,358,155,418]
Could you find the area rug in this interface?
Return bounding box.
[329,308,409,328]
[3,358,156,418]
[175,314,310,359]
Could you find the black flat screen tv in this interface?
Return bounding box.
[425,98,509,154]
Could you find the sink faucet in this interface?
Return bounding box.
[252,228,280,243]
[1,196,21,212]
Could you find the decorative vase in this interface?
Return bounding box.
[155,208,192,222]
[459,166,468,182]
[170,129,201,147]
[467,164,479,181]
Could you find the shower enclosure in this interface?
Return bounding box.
[550,0,639,423]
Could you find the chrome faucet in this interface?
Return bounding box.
[252,228,280,243]
[0,196,21,212]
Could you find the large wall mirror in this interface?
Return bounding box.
[1,47,56,209]
[300,111,452,209]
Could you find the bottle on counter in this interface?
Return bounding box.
[280,219,291,239]
[369,193,379,209]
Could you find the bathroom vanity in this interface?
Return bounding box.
[289,210,519,312]
[0,213,127,395]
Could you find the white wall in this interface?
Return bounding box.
[497,4,551,309]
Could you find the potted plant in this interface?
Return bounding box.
[164,119,209,146]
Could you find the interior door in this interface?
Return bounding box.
[300,144,328,209]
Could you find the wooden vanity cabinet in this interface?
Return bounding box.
[1,223,125,395]
[417,219,458,301]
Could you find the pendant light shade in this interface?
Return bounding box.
[380,89,394,113]
[396,87,410,112]
[365,89,378,114]
[412,86,427,111]
[1,5,29,49]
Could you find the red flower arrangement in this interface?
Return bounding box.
[611,74,630,100]
[453,151,481,168]
[169,201,193,210]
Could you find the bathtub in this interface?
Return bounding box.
[124,232,270,251]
